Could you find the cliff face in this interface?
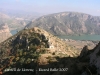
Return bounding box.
[89,42,100,74]
[0,23,12,43]
[26,12,100,35]
[79,42,100,75]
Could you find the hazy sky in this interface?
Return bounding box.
[0,0,100,16]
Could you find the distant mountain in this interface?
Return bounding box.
[0,12,29,31]
[0,9,43,20]
[0,12,30,42]
[0,12,10,24]
[0,23,12,43]
[26,12,100,35]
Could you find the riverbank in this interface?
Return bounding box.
[63,39,99,50]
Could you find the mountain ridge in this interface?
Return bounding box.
[26,12,100,35]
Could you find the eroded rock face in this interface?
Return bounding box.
[89,42,100,74]
[80,45,88,58]
[0,23,12,43]
[80,42,100,75]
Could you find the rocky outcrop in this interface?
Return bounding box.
[79,42,100,75]
[89,42,100,74]
[80,45,88,58]
[0,23,12,43]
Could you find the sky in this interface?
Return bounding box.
[0,0,100,16]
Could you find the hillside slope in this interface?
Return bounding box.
[0,27,100,75]
[0,27,80,75]
[26,12,100,35]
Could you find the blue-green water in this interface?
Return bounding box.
[57,35,100,41]
[10,30,17,35]
[10,30,100,41]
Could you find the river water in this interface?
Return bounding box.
[57,35,100,41]
[10,30,100,41]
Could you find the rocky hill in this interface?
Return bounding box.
[26,12,100,35]
[0,23,12,43]
[0,27,100,75]
[0,27,80,75]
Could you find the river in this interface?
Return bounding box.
[10,30,100,41]
[57,35,100,41]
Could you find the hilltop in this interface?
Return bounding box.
[0,27,79,75]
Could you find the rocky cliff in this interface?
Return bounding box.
[89,42,100,74]
[26,12,100,35]
[79,42,100,75]
[0,23,12,43]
